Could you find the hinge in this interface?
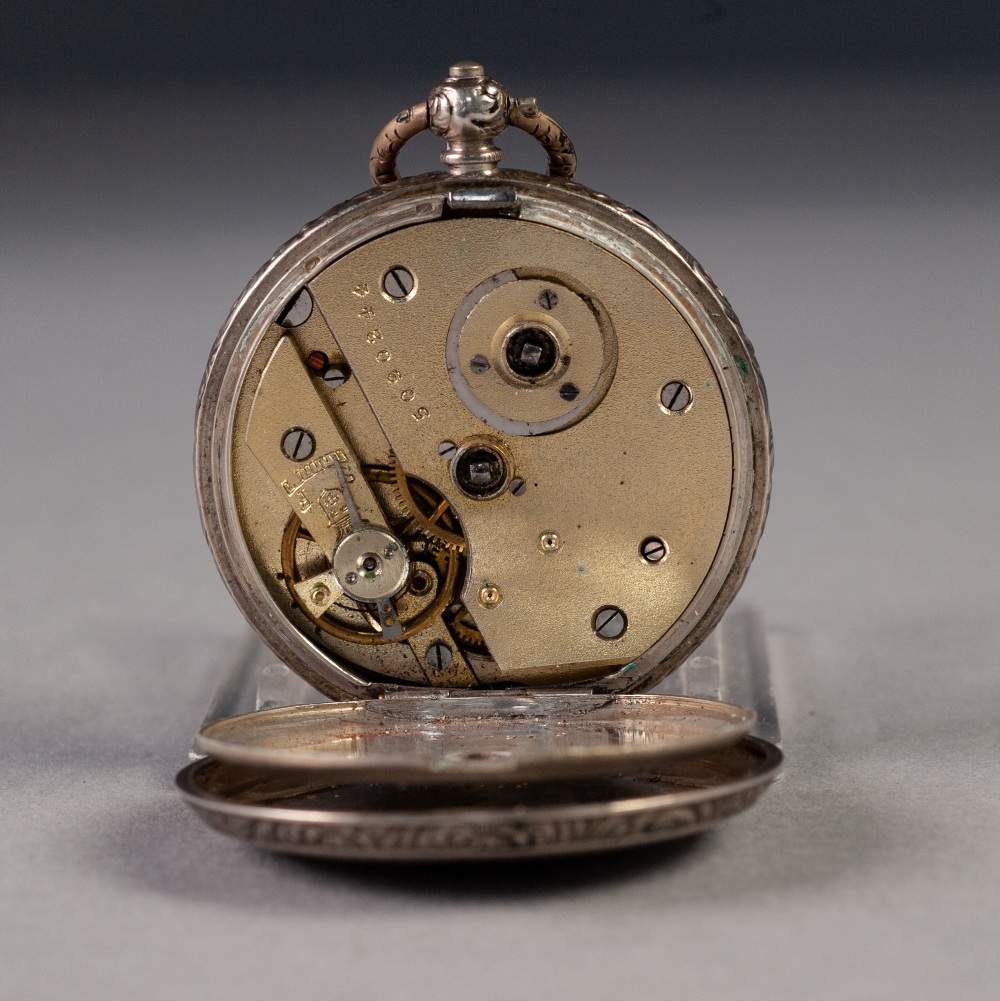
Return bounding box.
[443,186,520,218]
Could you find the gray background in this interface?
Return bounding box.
[2,3,998,999]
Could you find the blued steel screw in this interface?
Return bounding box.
[593,606,628,640]
[537,288,558,310]
[323,364,350,388]
[559,383,580,402]
[281,427,315,461]
[425,642,453,672]
[660,381,692,412]
[383,266,415,299]
[640,537,668,563]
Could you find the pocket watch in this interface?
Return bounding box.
[179,62,778,861]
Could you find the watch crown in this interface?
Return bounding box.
[429,62,511,176]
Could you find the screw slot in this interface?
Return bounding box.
[425,642,453,672]
[537,289,558,310]
[277,288,313,328]
[323,363,351,388]
[660,381,692,413]
[640,537,669,564]
[280,427,315,462]
[593,605,628,640]
[509,478,527,496]
[559,382,580,402]
[469,354,491,374]
[382,266,415,301]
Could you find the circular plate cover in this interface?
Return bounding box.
[194,693,755,784]
[177,735,781,861]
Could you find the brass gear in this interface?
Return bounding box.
[388,454,466,551]
[447,604,488,651]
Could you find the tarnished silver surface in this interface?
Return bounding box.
[177,736,782,861]
[181,610,781,859]
[189,604,780,752]
[193,693,756,783]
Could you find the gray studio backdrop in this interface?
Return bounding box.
[2,3,999,1000]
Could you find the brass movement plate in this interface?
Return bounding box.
[225,214,742,691]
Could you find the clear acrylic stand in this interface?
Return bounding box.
[192,604,780,759]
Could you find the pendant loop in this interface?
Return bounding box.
[369,62,576,185]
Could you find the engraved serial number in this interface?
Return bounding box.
[351,283,428,421]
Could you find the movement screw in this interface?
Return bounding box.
[640,537,668,563]
[281,427,315,462]
[425,642,454,672]
[470,354,490,374]
[593,605,628,640]
[559,383,579,402]
[537,289,558,310]
[438,440,458,458]
[277,288,313,328]
[383,266,415,300]
[509,478,527,496]
[660,381,692,412]
[323,364,350,388]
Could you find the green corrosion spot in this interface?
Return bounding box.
[734,354,749,374]
[623,661,637,673]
